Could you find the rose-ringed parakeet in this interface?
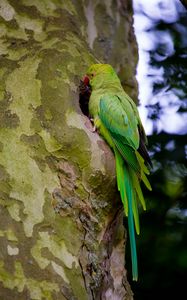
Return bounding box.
[82,64,152,281]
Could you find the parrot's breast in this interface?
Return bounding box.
[88,91,102,118]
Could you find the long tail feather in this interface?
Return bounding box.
[124,164,138,281]
[115,147,152,281]
[115,149,138,280]
[115,149,128,216]
[131,187,140,235]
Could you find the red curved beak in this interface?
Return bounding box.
[83,75,90,86]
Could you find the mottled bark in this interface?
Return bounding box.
[0,0,137,299]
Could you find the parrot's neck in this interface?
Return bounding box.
[90,73,122,91]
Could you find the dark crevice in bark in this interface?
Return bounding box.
[79,79,91,118]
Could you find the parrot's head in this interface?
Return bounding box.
[79,64,118,116]
[83,64,116,87]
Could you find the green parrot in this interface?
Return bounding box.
[82,64,152,281]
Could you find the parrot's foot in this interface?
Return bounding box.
[84,118,97,132]
[90,118,97,132]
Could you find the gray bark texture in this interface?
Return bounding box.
[0,0,138,299]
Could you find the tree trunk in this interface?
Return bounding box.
[0,1,137,299]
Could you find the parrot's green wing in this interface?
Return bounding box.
[99,94,151,195]
[120,91,152,167]
[99,95,140,170]
[100,95,139,149]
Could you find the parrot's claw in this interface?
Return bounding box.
[89,118,97,132]
[92,125,96,132]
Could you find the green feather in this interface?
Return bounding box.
[99,96,139,149]
[124,165,138,281]
[142,172,152,191]
[115,149,128,215]
[115,149,139,279]
[112,133,140,173]
[130,170,140,234]
[136,150,150,175]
